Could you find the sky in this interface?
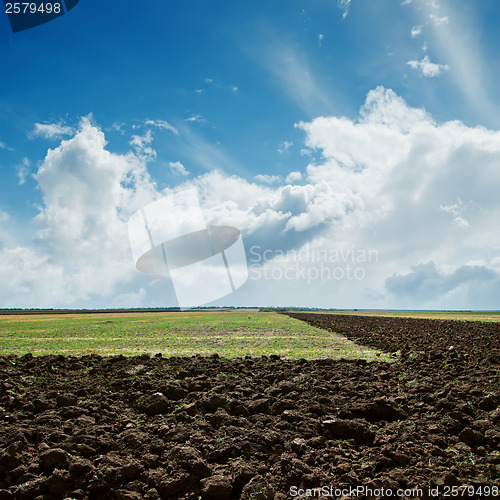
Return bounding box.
[0,0,500,310]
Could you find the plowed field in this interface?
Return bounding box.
[1,313,499,499]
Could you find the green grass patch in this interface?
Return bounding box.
[0,310,391,361]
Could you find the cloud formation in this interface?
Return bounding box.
[144,119,179,135]
[129,130,156,160]
[407,55,449,77]
[0,118,158,307]
[285,171,303,183]
[278,141,293,154]
[293,86,500,307]
[429,14,448,26]
[169,161,189,176]
[254,174,281,184]
[338,0,352,19]
[411,25,423,38]
[2,87,500,309]
[386,262,499,308]
[31,122,74,139]
[16,157,31,185]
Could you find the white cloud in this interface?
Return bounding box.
[400,1,496,125]
[169,161,189,176]
[439,199,478,227]
[31,122,74,140]
[0,211,9,222]
[0,247,67,307]
[254,174,281,184]
[111,122,126,135]
[411,25,423,38]
[277,140,293,154]
[292,86,500,308]
[195,89,204,94]
[407,55,449,77]
[16,157,31,185]
[231,85,238,93]
[3,88,500,309]
[0,140,7,149]
[144,119,178,135]
[0,118,160,307]
[429,14,449,26]
[129,130,156,160]
[185,114,205,123]
[338,0,351,19]
[285,171,303,183]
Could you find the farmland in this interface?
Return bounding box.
[0,310,390,361]
[304,309,500,322]
[0,310,499,499]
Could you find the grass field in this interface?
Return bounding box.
[0,309,392,360]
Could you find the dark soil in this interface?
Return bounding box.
[1,313,499,499]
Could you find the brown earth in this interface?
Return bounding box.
[0,313,499,499]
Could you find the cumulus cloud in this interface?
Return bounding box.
[31,122,74,139]
[254,174,281,184]
[407,55,449,77]
[2,87,500,309]
[293,86,500,308]
[169,161,189,176]
[129,130,156,160]
[285,171,303,183]
[0,117,160,307]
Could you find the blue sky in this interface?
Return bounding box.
[1,0,500,309]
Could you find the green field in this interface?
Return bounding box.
[0,309,392,361]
